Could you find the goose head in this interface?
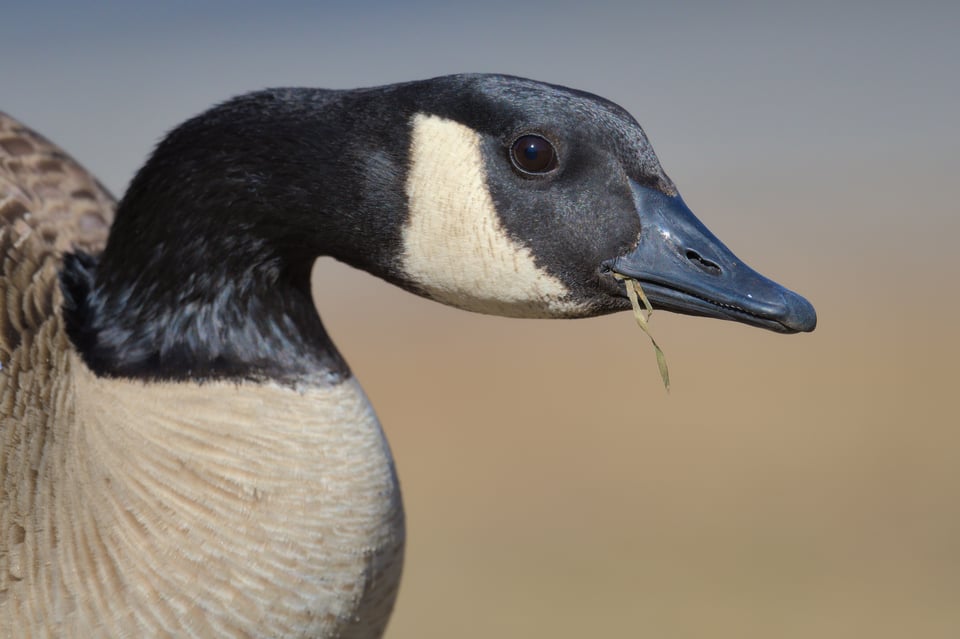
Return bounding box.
[392,75,816,332]
[62,74,815,382]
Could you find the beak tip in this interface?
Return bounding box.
[780,291,817,333]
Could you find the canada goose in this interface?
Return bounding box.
[1,74,816,638]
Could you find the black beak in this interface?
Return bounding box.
[604,181,816,334]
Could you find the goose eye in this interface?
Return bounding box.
[510,135,558,174]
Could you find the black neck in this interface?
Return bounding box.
[62,250,346,382]
[61,87,414,383]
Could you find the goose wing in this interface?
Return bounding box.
[1,112,115,595]
[0,111,115,367]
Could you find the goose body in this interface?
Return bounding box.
[0,75,815,638]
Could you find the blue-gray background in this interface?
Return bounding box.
[3,2,958,637]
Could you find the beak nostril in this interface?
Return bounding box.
[685,249,722,275]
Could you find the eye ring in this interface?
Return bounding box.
[510,134,559,175]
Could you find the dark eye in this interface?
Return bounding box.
[510,135,558,174]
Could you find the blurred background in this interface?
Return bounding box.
[3,1,957,636]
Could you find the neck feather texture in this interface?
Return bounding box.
[61,87,413,382]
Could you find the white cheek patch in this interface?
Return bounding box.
[401,113,582,318]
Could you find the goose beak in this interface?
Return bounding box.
[604,181,817,334]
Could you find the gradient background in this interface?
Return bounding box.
[3,2,958,637]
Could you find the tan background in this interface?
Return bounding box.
[4,2,958,637]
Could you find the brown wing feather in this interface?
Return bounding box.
[0,111,115,596]
[0,112,115,362]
